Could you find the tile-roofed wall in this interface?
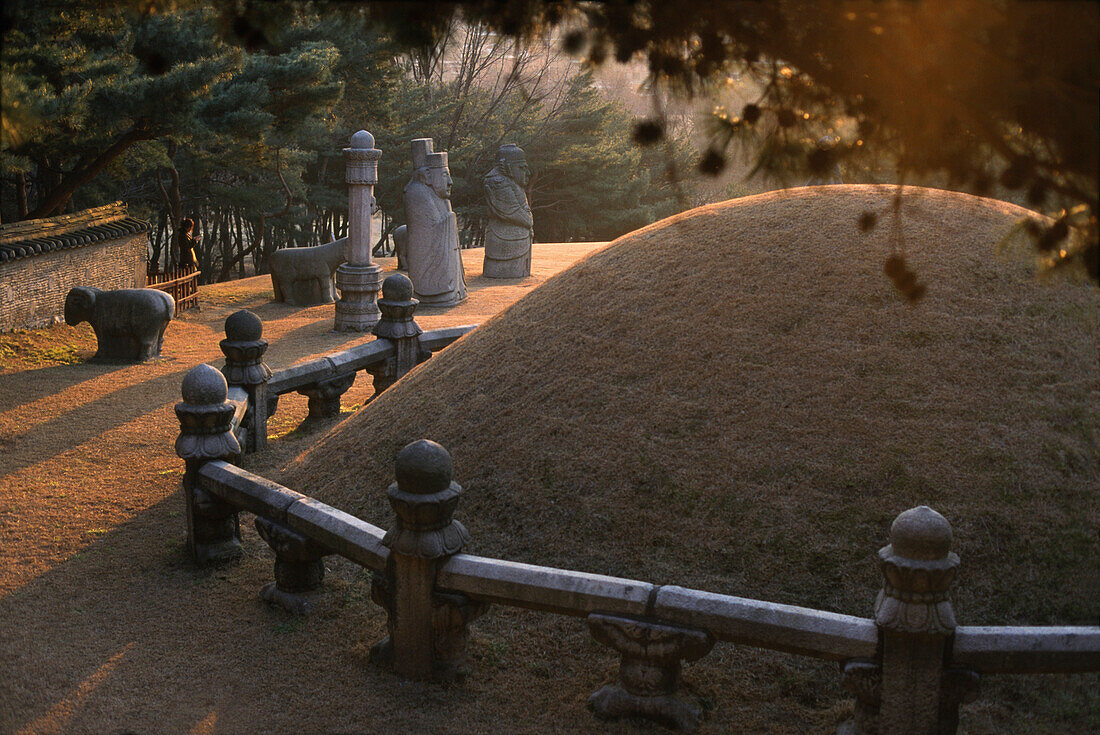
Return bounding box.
[0,202,149,263]
[0,203,149,331]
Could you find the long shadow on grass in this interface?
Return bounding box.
[0,491,392,735]
[0,360,124,414]
[0,366,196,480]
[0,319,381,482]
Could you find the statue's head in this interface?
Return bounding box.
[426,152,452,199]
[497,144,529,188]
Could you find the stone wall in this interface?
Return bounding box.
[0,204,148,332]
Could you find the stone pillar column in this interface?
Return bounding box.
[174,364,243,565]
[368,273,427,395]
[874,506,968,735]
[370,440,485,681]
[219,309,271,453]
[335,129,384,332]
[587,614,714,732]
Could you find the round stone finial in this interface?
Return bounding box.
[395,439,453,495]
[382,273,414,301]
[181,363,229,405]
[224,309,263,341]
[889,505,953,561]
[350,129,375,150]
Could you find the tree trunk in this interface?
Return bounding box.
[235,208,246,279]
[150,209,168,273]
[15,172,28,219]
[217,208,234,282]
[155,140,183,267]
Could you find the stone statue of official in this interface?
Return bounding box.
[404,139,467,306]
[483,144,533,278]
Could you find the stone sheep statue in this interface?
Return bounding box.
[269,238,347,306]
[64,286,175,362]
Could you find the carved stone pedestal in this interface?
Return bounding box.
[255,517,328,615]
[588,613,714,732]
[334,262,384,332]
[297,372,356,421]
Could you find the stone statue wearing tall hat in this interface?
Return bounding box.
[483,144,533,278]
[404,138,467,306]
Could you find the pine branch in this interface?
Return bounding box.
[25,122,157,220]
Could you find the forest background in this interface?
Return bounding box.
[3,1,1096,288]
[0,3,712,282]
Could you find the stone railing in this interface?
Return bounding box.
[173,369,1099,734]
[215,272,476,453]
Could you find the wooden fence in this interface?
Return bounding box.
[147,263,200,311]
[174,273,1099,734]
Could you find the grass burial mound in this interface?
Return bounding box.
[283,185,1098,732]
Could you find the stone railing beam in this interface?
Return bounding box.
[437,558,877,660]
[418,324,478,352]
[653,586,878,661]
[952,626,1100,674]
[196,460,389,571]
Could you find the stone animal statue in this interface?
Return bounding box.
[269,238,347,306]
[392,225,408,271]
[64,286,175,362]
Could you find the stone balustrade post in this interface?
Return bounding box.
[587,613,714,732]
[219,310,272,453]
[368,273,429,394]
[335,129,384,332]
[174,364,243,565]
[839,506,979,735]
[370,440,486,681]
[255,516,329,615]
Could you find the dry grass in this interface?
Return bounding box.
[0,245,617,735]
[284,186,1099,733]
[0,324,97,368]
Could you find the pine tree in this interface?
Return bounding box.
[521,70,689,242]
[1,4,238,220]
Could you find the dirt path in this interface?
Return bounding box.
[0,245,624,735]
